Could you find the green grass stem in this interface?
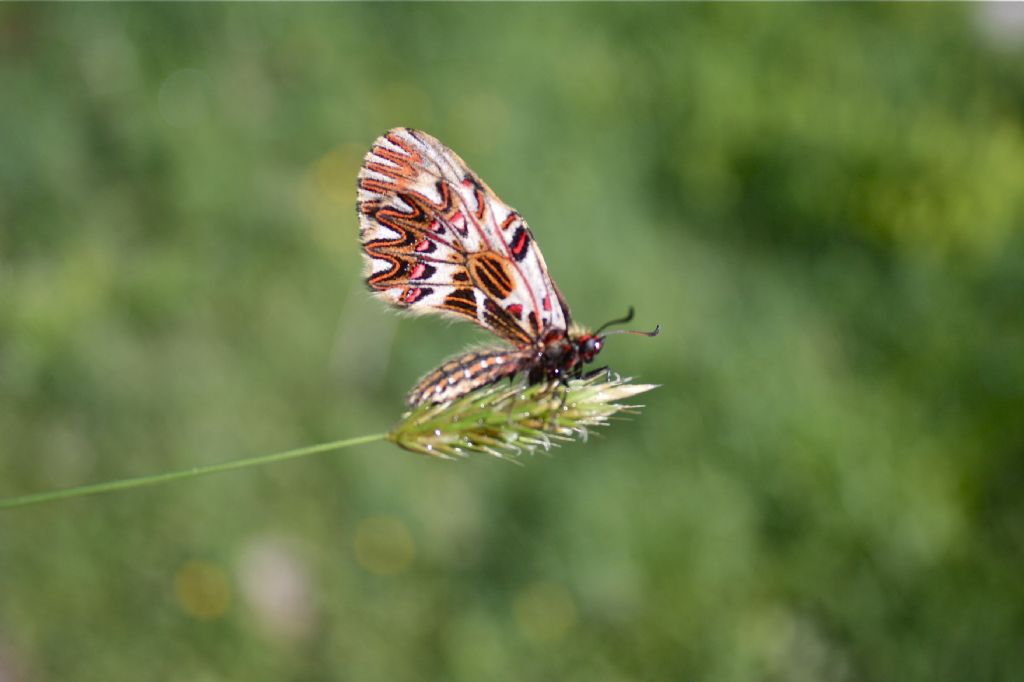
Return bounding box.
[0,433,387,510]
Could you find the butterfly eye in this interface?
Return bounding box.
[581,337,602,361]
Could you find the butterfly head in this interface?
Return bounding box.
[549,307,659,379]
[577,334,604,363]
[571,307,660,372]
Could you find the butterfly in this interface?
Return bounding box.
[356,128,658,406]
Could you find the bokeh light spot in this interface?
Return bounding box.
[313,144,362,207]
[354,516,415,576]
[174,560,231,621]
[308,144,363,256]
[512,582,577,643]
[237,536,315,642]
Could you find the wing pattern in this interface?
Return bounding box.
[357,128,570,348]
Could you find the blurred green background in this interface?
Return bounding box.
[2,4,1024,681]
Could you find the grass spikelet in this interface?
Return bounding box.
[388,373,658,460]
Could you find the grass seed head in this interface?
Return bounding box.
[388,373,657,460]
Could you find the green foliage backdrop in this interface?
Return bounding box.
[2,4,1023,681]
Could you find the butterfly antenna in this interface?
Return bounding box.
[596,306,660,337]
[604,324,660,338]
[595,307,636,335]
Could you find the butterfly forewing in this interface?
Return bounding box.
[357,128,570,347]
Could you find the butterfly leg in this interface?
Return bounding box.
[543,365,608,429]
[534,372,572,431]
[581,365,610,381]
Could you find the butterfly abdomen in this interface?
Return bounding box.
[407,348,528,406]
